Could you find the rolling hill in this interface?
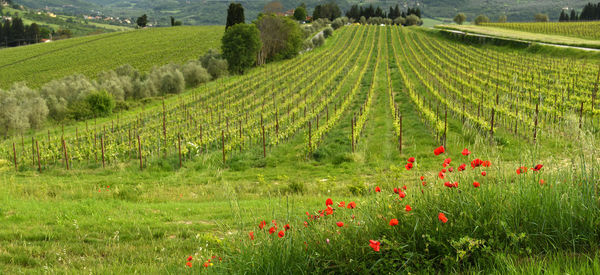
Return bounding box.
[0,25,223,88]
[11,0,596,25]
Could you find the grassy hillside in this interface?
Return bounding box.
[436,24,600,49]
[0,25,598,273]
[0,25,223,88]
[13,0,596,25]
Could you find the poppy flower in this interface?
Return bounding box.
[533,164,543,171]
[402,185,407,190]
[448,167,454,172]
[269,227,276,234]
[434,146,445,156]
[204,262,209,267]
[517,166,528,175]
[336,222,344,227]
[438,171,445,179]
[442,168,447,173]
[407,157,415,163]
[338,201,345,207]
[393,188,399,194]
[186,262,192,268]
[444,158,452,165]
[405,163,413,170]
[369,240,381,252]
[249,231,255,240]
[398,190,406,199]
[347,202,356,209]
[471,159,483,168]
[444,182,454,188]
[473,181,480,188]
[540,179,545,185]
[278,230,285,238]
[422,181,427,186]
[284,224,291,231]
[462,148,471,156]
[453,182,459,188]
[438,213,448,223]
[187,256,193,261]
[389,218,399,226]
[442,163,447,168]
[325,206,333,215]
[405,205,412,212]
[259,220,266,230]
[375,186,381,192]
[458,164,466,171]
[420,176,424,181]
[481,171,487,176]
[325,198,333,206]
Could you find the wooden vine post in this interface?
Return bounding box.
[221,130,226,164]
[36,140,41,173]
[351,117,355,152]
[137,135,143,170]
[262,125,266,158]
[178,133,182,168]
[62,139,70,170]
[100,135,105,168]
[534,96,540,143]
[399,113,402,155]
[12,142,17,172]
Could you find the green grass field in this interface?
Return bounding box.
[0,26,223,89]
[0,25,599,273]
[437,24,600,49]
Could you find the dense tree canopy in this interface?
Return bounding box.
[256,14,303,65]
[313,2,341,21]
[221,23,261,74]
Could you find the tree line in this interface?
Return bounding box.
[0,17,46,47]
[560,2,600,21]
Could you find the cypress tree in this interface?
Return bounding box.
[226,3,245,30]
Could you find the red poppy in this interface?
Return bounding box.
[444,158,452,165]
[408,157,415,163]
[405,163,413,170]
[393,188,399,194]
[402,185,407,190]
[375,186,381,192]
[438,171,445,179]
[204,262,209,268]
[186,262,192,268]
[462,148,471,156]
[442,163,447,168]
[278,230,285,238]
[422,181,427,186]
[473,181,480,188]
[517,166,528,175]
[259,220,266,230]
[444,182,454,188]
[438,213,448,223]
[347,202,356,209]
[442,168,447,173]
[249,231,255,240]
[481,171,487,176]
[434,146,445,156]
[482,160,491,167]
[448,167,454,172]
[284,224,291,231]
[458,164,466,171]
[420,176,425,181]
[471,159,483,168]
[336,222,344,227]
[453,182,459,188]
[187,256,193,261]
[539,179,545,185]
[405,205,412,212]
[269,226,276,234]
[398,190,406,199]
[325,206,333,215]
[369,240,381,252]
[325,198,333,206]
[533,164,543,171]
[389,218,399,226]
[338,201,345,208]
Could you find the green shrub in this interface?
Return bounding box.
[323,27,333,38]
[85,90,115,118]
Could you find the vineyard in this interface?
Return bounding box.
[0,26,223,88]
[0,25,599,273]
[2,25,598,172]
[482,21,600,40]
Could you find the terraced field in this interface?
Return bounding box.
[0,26,223,88]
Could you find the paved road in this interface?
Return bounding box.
[441,28,600,52]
